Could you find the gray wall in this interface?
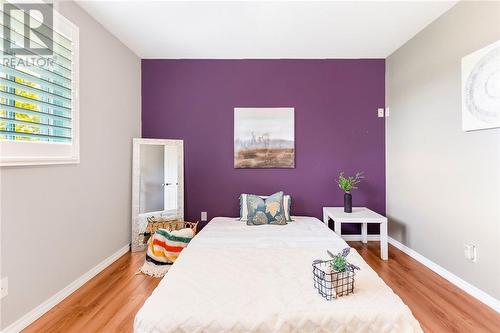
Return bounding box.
[0,1,141,329]
[386,0,500,299]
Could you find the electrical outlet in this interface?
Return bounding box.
[201,211,207,222]
[385,107,390,117]
[377,108,384,118]
[1,277,8,299]
[464,244,477,262]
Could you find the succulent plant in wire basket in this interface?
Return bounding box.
[313,247,360,272]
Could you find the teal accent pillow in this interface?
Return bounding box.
[247,191,287,225]
[239,193,293,222]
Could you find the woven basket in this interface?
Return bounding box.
[146,217,198,236]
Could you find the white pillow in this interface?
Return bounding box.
[239,193,292,222]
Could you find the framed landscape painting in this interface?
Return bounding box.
[234,107,295,168]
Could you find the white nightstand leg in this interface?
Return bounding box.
[361,223,368,244]
[334,220,342,237]
[380,220,388,260]
[323,209,329,226]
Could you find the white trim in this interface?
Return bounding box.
[388,237,500,313]
[0,154,79,167]
[342,234,381,241]
[2,244,130,333]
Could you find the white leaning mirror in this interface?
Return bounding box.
[131,138,184,251]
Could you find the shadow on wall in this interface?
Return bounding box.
[387,215,407,244]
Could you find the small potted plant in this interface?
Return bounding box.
[336,171,364,213]
[328,248,360,297]
[312,248,360,299]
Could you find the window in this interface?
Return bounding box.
[0,2,79,166]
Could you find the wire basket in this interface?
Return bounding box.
[142,217,198,244]
[312,260,356,300]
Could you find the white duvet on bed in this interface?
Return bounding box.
[134,216,422,333]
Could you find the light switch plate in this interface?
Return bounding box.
[377,108,384,118]
[201,211,207,222]
[1,277,8,299]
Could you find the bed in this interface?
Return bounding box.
[134,216,422,332]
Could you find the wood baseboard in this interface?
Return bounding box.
[3,244,130,333]
[388,237,500,313]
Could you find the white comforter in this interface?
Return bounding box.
[134,217,422,333]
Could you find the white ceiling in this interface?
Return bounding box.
[76,0,458,59]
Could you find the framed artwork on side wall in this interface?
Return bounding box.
[461,40,500,131]
[234,107,295,168]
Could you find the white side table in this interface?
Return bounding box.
[323,207,388,260]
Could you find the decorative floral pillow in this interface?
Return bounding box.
[247,191,287,225]
[239,193,293,222]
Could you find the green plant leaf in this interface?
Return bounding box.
[336,171,364,193]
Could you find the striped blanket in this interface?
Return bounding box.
[140,228,194,277]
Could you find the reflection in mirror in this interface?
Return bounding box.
[140,145,165,214]
[132,139,184,251]
[164,144,179,212]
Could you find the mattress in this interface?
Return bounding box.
[134,216,422,333]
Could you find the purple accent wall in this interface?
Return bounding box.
[142,59,385,234]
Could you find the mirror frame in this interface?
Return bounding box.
[131,138,184,251]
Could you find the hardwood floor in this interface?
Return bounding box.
[349,242,500,333]
[23,252,160,333]
[23,243,499,333]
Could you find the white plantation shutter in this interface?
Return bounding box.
[0,2,79,165]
